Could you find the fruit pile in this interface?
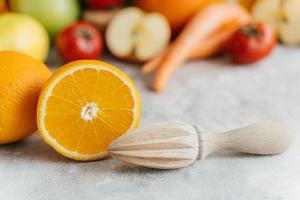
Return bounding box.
[0,0,172,63]
[0,0,297,62]
[0,0,298,91]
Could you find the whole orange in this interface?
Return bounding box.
[0,51,51,144]
[134,0,219,31]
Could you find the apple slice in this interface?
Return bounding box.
[252,0,300,45]
[279,0,300,44]
[106,7,171,61]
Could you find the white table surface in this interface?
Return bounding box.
[1,46,300,200]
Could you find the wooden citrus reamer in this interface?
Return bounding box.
[109,121,295,169]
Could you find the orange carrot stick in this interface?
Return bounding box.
[189,19,246,59]
[142,19,245,74]
[152,3,250,91]
[142,50,166,74]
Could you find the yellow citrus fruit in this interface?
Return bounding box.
[0,13,49,62]
[0,51,51,144]
[37,60,141,161]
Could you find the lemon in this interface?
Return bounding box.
[0,13,49,62]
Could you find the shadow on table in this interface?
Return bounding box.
[0,133,171,174]
[0,132,270,175]
[113,163,176,175]
[0,133,71,164]
[108,151,262,173]
[205,150,268,160]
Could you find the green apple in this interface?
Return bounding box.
[0,13,49,61]
[10,0,80,39]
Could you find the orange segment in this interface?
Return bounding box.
[37,60,141,161]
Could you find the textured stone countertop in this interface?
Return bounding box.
[1,46,300,200]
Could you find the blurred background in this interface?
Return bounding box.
[1,0,299,66]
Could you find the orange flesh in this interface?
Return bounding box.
[43,68,136,155]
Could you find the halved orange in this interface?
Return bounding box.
[37,60,141,161]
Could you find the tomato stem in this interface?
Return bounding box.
[75,29,92,40]
[82,30,91,40]
[240,26,258,37]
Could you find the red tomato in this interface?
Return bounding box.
[225,22,277,65]
[86,0,124,9]
[55,21,103,63]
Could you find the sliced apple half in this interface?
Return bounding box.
[106,7,171,61]
[252,0,300,45]
[279,0,300,45]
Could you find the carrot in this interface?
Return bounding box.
[142,19,245,74]
[142,50,166,74]
[189,19,247,59]
[146,3,250,91]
